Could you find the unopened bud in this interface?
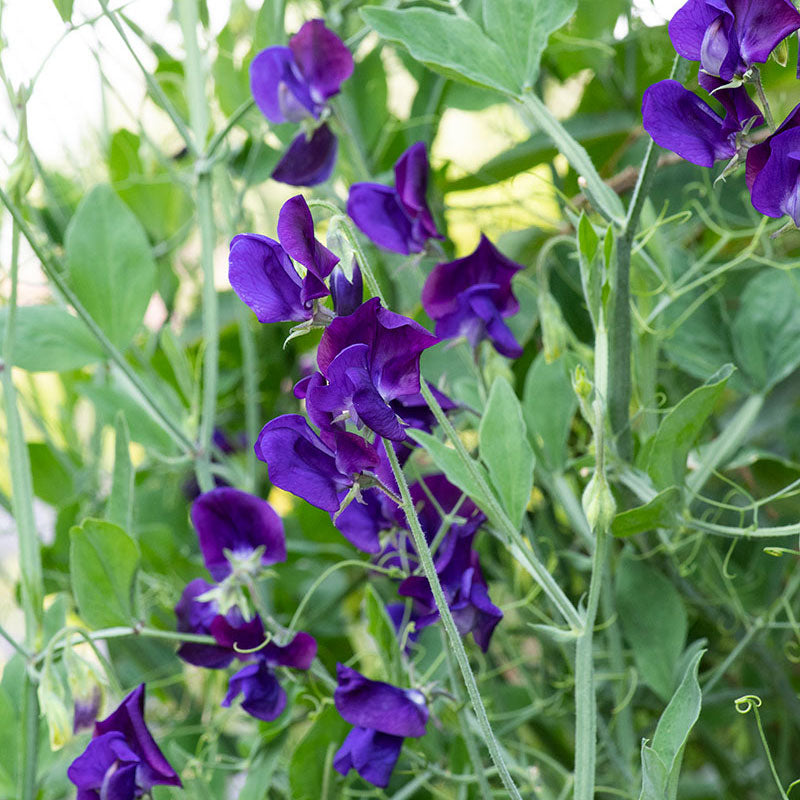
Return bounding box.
[538,292,568,363]
[582,471,617,533]
[38,668,72,750]
[64,645,103,733]
[330,260,363,316]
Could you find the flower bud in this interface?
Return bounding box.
[582,471,617,533]
[330,260,363,316]
[38,667,72,750]
[538,292,568,363]
[64,645,103,732]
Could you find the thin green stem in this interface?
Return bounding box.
[178,0,218,493]
[383,442,523,800]
[205,98,255,160]
[0,186,195,454]
[98,0,195,154]
[20,676,39,800]
[0,621,29,659]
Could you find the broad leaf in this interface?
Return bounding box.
[639,649,705,800]
[482,0,576,89]
[523,353,576,471]
[289,705,349,800]
[361,7,518,95]
[65,184,157,349]
[612,486,681,538]
[616,553,687,701]
[0,306,105,372]
[646,364,733,490]
[70,519,139,629]
[51,0,73,22]
[479,376,535,527]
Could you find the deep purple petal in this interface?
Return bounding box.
[697,72,763,136]
[68,732,138,790]
[334,664,428,738]
[394,142,439,241]
[330,430,382,477]
[330,261,363,317]
[272,124,338,186]
[749,127,800,224]
[229,234,308,323]
[332,488,388,553]
[746,103,800,190]
[255,414,349,512]
[73,686,103,733]
[347,183,416,254]
[103,762,137,800]
[250,47,312,123]
[222,662,287,722]
[261,630,317,670]
[733,0,800,66]
[175,579,235,669]
[333,726,404,788]
[93,685,181,789]
[191,487,286,581]
[288,19,354,104]
[642,79,734,167]
[277,194,339,279]
[209,612,267,656]
[352,386,407,440]
[668,0,724,62]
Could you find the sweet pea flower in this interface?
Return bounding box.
[668,0,800,80]
[333,664,428,787]
[306,297,439,441]
[642,78,761,167]
[191,487,286,581]
[68,685,181,799]
[250,19,353,186]
[222,632,317,721]
[422,234,524,358]
[746,104,800,226]
[330,261,363,317]
[348,143,443,254]
[255,413,381,512]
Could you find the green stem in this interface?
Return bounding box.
[384,442,523,800]
[178,0,218,493]
[20,676,39,800]
[0,186,195,454]
[516,93,625,227]
[97,0,195,154]
[205,98,255,160]
[0,621,29,659]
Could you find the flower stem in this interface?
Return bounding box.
[383,441,524,800]
[178,0,219,493]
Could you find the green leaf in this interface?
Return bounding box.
[407,429,494,513]
[51,0,73,22]
[289,705,349,800]
[639,649,705,800]
[239,733,288,800]
[65,184,157,349]
[0,305,105,372]
[0,688,17,793]
[482,0,576,89]
[731,269,800,391]
[69,519,139,629]
[107,413,134,533]
[364,584,402,685]
[522,353,577,471]
[479,376,535,527]
[616,553,687,701]
[28,443,74,506]
[577,213,602,328]
[361,6,518,95]
[612,486,681,538]
[646,364,733,490]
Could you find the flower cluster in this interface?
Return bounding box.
[642,0,800,228]
[251,19,353,185]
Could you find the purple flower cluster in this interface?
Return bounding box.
[642,0,800,228]
[251,19,353,185]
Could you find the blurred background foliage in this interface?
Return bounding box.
[2,0,800,798]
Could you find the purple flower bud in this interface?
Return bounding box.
[348,143,443,254]
[330,261,363,317]
[668,0,800,80]
[255,413,380,512]
[68,685,181,798]
[746,104,800,225]
[190,488,286,581]
[422,235,523,357]
[334,726,405,788]
[334,664,429,738]
[174,579,237,669]
[250,19,353,123]
[272,123,338,186]
[642,79,744,167]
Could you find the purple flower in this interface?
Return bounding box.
[333,487,395,552]
[746,104,800,225]
[278,194,339,281]
[68,685,181,799]
[330,261,363,317]
[250,20,353,123]
[191,487,286,581]
[333,664,428,787]
[306,298,439,440]
[422,234,523,358]
[668,0,800,80]
[642,79,760,167]
[347,143,443,254]
[272,123,339,187]
[222,632,316,722]
[255,413,381,512]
